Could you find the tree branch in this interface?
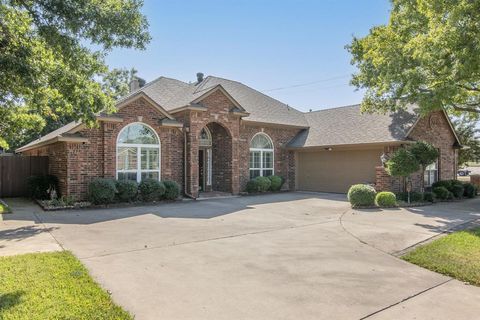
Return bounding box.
[452,104,480,113]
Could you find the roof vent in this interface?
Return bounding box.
[196,72,204,84]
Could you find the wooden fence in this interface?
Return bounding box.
[0,156,49,197]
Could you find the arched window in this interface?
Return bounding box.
[249,133,274,179]
[199,127,212,147]
[117,123,160,182]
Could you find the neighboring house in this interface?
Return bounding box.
[16,73,461,199]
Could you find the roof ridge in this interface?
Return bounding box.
[306,103,361,114]
[206,75,305,115]
[116,76,191,104]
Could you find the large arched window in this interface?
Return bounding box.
[116,123,160,182]
[249,133,274,179]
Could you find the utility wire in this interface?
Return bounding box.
[262,74,351,92]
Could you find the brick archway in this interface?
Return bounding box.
[201,122,232,193]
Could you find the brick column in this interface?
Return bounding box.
[186,129,199,198]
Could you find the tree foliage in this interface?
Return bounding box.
[409,141,439,168]
[348,0,480,118]
[453,118,480,165]
[386,148,419,178]
[0,0,150,150]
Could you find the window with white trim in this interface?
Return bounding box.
[424,159,438,187]
[249,133,274,179]
[116,123,160,182]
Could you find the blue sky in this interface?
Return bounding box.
[105,0,391,112]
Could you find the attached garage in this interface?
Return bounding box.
[296,148,383,193]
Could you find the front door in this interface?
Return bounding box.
[199,149,205,191]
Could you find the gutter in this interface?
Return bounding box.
[183,128,196,200]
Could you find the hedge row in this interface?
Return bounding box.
[246,175,284,193]
[88,178,181,205]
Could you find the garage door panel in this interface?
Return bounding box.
[297,149,383,193]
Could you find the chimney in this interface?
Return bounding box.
[196,72,204,84]
[129,77,140,92]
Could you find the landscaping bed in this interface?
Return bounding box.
[0,251,132,319]
[402,227,480,286]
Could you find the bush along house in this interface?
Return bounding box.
[16,73,462,200]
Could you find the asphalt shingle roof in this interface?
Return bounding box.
[17,75,424,152]
[287,104,419,148]
[117,75,308,127]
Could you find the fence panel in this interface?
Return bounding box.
[0,156,49,197]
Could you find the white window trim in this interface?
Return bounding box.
[424,159,438,187]
[249,133,274,178]
[199,126,212,147]
[116,122,161,182]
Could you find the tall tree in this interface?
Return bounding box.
[453,118,480,166]
[347,0,480,117]
[0,0,151,150]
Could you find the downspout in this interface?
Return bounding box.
[183,128,196,200]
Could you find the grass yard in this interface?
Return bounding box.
[0,251,132,320]
[403,227,480,286]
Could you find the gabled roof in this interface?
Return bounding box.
[16,121,85,152]
[287,104,419,148]
[117,75,308,127]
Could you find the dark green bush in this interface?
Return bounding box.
[138,179,165,201]
[432,180,453,191]
[423,192,435,202]
[347,184,376,208]
[268,175,283,191]
[255,176,271,192]
[463,183,477,198]
[88,178,117,204]
[26,175,59,199]
[451,184,464,198]
[162,180,180,200]
[447,191,454,200]
[433,186,449,200]
[246,179,259,193]
[115,180,138,202]
[375,192,397,207]
[396,191,423,202]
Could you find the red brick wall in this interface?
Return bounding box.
[375,111,458,193]
[24,143,68,196]
[22,90,302,199]
[238,124,302,191]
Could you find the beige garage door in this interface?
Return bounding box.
[297,149,383,193]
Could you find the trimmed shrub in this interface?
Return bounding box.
[451,184,464,198]
[347,184,376,208]
[138,179,165,201]
[115,180,138,202]
[433,186,449,200]
[246,179,259,193]
[423,192,435,202]
[375,192,397,207]
[88,178,116,204]
[447,191,454,200]
[268,175,283,191]
[255,176,271,192]
[396,191,423,202]
[162,180,180,200]
[26,175,59,200]
[463,183,477,198]
[432,180,453,191]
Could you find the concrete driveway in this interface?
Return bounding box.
[1,192,480,319]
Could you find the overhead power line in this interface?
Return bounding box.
[262,74,351,92]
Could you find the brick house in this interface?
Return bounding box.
[16,74,461,200]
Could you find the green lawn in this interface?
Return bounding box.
[0,251,132,320]
[0,202,11,214]
[403,228,480,286]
